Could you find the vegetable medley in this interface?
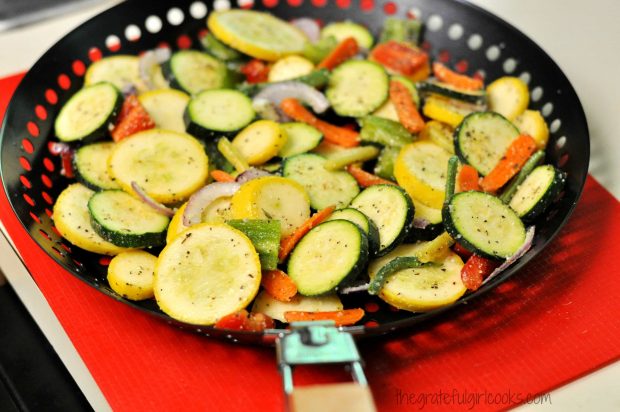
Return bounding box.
[51,9,564,330]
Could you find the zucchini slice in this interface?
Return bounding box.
[52,184,129,256]
[321,21,374,49]
[84,55,148,93]
[368,244,466,312]
[207,10,309,62]
[359,115,414,148]
[282,153,360,210]
[268,55,315,83]
[162,50,228,95]
[350,184,414,256]
[230,176,311,237]
[443,191,526,259]
[108,129,209,204]
[455,111,520,176]
[326,208,381,256]
[278,122,323,158]
[154,223,262,325]
[73,142,120,191]
[486,76,529,120]
[508,165,566,222]
[252,291,343,323]
[231,120,287,165]
[326,60,389,117]
[373,146,400,181]
[138,89,190,133]
[185,89,255,138]
[288,220,368,296]
[417,80,486,104]
[226,219,281,271]
[107,250,157,301]
[394,141,453,209]
[88,190,170,248]
[54,82,122,143]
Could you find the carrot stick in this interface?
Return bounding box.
[278,205,336,262]
[284,308,365,326]
[389,80,425,133]
[346,164,397,188]
[432,62,484,91]
[369,41,429,77]
[317,37,359,70]
[261,269,297,302]
[457,164,481,192]
[210,169,236,183]
[280,98,360,148]
[480,134,537,193]
[461,254,499,291]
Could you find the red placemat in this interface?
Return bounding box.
[1,72,619,411]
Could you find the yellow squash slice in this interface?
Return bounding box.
[487,76,529,120]
[107,250,157,301]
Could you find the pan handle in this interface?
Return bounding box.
[274,321,377,412]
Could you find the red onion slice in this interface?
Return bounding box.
[291,18,321,43]
[235,168,272,184]
[131,182,175,217]
[182,182,241,226]
[138,47,171,90]
[252,98,289,122]
[413,217,431,229]
[254,82,330,114]
[482,226,536,286]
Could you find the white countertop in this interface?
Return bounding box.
[0,1,618,411]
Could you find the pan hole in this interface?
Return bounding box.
[519,71,531,85]
[214,0,231,10]
[43,157,55,172]
[58,74,71,90]
[365,321,379,328]
[41,192,54,205]
[467,34,483,50]
[52,246,65,258]
[41,174,53,188]
[263,0,278,6]
[72,60,86,76]
[311,0,327,7]
[177,35,192,49]
[20,175,32,189]
[39,229,51,241]
[437,49,450,63]
[238,0,254,8]
[550,119,561,133]
[503,58,517,73]
[407,8,422,19]
[360,0,373,11]
[24,193,35,206]
[190,2,208,19]
[145,15,163,33]
[167,8,185,26]
[287,0,303,6]
[45,208,53,218]
[19,156,32,171]
[555,135,567,150]
[335,0,351,8]
[50,226,62,238]
[22,139,34,154]
[99,256,112,266]
[30,212,41,224]
[542,102,553,117]
[455,59,468,73]
[45,89,58,105]
[486,45,501,61]
[125,25,141,41]
[106,35,121,51]
[474,69,486,81]
[60,243,72,253]
[35,105,47,120]
[531,86,543,102]
[426,15,443,32]
[558,153,569,168]
[88,47,102,62]
[383,2,397,15]
[27,121,40,137]
[364,301,379,313]
[448,23,464,40]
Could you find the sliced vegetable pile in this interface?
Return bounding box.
[50,10,564,330]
